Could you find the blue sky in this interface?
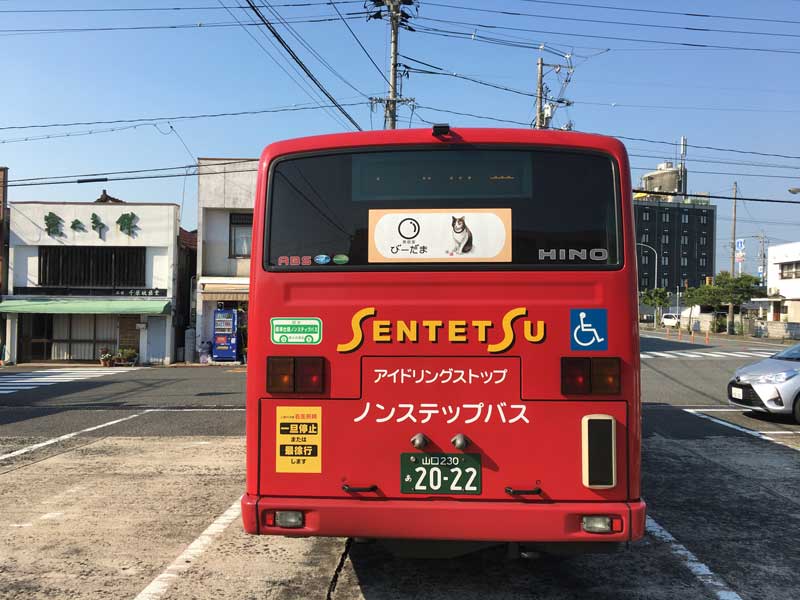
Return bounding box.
[2,0,799,276]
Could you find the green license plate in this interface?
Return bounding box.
[400,453,482,495]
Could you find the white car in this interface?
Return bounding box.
[661,313,679,328]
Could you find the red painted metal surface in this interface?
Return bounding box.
[244,128,643,543]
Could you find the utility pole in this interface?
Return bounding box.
[535,57,544,129]
[369,0,415,129]
[728,181,738,333]
[386,0,400,129]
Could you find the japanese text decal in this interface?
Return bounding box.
[368,208,512,263]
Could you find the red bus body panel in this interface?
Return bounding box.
[244,128,644,543]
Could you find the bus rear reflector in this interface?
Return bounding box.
[581,415,616,489]
[267,356,324,394]
[561,357,620,395]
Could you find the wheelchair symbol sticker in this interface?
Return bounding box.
[570,309,608,351]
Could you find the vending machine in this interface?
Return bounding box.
[212,308,238,361]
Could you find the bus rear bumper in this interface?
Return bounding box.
[241,494,646,543]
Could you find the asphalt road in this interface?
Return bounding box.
[0,335,798,599]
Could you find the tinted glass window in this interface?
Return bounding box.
[266,149,620,268]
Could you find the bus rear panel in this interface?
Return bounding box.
[243,128,645,547]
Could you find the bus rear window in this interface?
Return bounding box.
[266,149,620,269]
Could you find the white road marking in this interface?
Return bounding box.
[39,512,64,520]
[717,352,760,358]
[667,352,705,358]
[133,500,242,600]
[146,408,246,412]
[0,413,146,462]
[646,516,743,600]
[684,410,770,439]
[8,523,33,528]
[646,352,675,358]
[0,368,140,395]
[755,431,800,435]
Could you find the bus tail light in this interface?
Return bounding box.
[591,358,620,394]
[561,357,620,395]
[267,357,324,394]
[561,358,591,395]
[581,415,616,489]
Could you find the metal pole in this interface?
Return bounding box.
[728,181,737,333]
[534,57,544,129]
[386,0,399,130]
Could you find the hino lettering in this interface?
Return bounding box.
[539,248,609,261]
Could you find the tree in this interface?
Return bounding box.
[641,288,670,325]
[716,272,761,335]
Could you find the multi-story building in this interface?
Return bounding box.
[634,162,716,291]
[194,158,258,361]
[1,193,180,364]
[762,241,800,323]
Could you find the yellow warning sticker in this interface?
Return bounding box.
[276,406,322,473]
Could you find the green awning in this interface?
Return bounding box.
[0,298,171,315]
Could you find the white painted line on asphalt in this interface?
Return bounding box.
[133,499,242,600]
[699,352,735,358]
[684,409,769,439]
[146,408,246,412]
[647,352,676,358]
[691,408,741,412]
[0,412,146,462]
[39,512,64,520]
[646,516,743,600]
[754,431,800,435]
[8,523,32,528]
[668,352,705,358]
[717,352,761,358]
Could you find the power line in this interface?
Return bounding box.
[0,102,371,144]
[243,0,363,130]
[0,2,363,13]
[218,0,352,130]
[258,1,369,98]
[0,16,367,37]
[425,1,800,39]
[514,0,800,27]
[414,16,800,56]
[633,190,800,206]
[330,0,390,86]
[631,167,800,181]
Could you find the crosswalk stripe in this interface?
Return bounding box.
[667,352,705,358]
[0,368,141,395]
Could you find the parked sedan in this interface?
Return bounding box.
[728,343,800,423]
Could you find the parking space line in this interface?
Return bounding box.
[685,409,800,449]
[646,516,743,600]
[0,413,146,462]
[133,499,241,600]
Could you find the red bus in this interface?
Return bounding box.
[242,126,645,553]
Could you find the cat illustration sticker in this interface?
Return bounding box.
[368,209,512,263]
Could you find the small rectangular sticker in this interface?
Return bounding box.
[270,317,322,345]
[368,208,512,263]
[276,406,322,473]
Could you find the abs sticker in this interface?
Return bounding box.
[570,309,608,351]
[276,406,322,473]
[271,317,322,345]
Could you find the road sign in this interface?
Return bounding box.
[735,252,745,263]
[735,238,745,251]
[757,265,764,274]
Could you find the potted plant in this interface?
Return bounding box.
[114,347,139,367]
[99,348,112,367]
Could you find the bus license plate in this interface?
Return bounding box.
[400,453,481,495]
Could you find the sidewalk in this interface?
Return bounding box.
[638,325,793,347]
